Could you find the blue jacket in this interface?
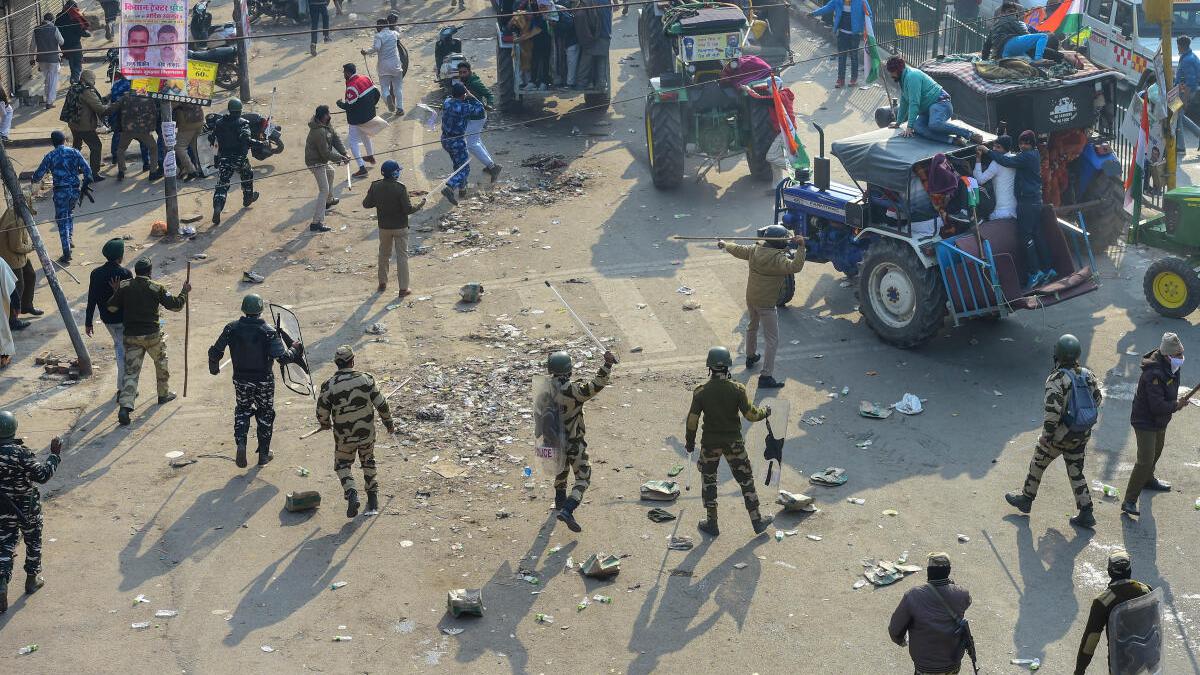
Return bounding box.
[989,148,1041,200]
[32,145,91,191]
[441,97,484,138]
[1176,49,1200,92]
[811,0,871,35]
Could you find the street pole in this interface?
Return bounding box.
[1163,14,1177,190]
[160,101,180,236]
[232,0,252,102]
[0,142,92,376]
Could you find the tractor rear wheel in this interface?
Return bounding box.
[1081,172,1126,251]
[646,97,684,189]
[858,238,947,348]
[638,7,673,77]
[746,100,776,182]
[1143,257,1200,318]
[776,274,796,307]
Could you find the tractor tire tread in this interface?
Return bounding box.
[646,98,684,189]
[857,237,947,348]
[1143,257,1200,318]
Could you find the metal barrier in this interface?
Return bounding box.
[868,0,989,63]
[1109,102,1164,210]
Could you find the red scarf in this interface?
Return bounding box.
[344,74,376,104]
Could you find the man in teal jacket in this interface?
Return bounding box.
[886,56,981,146]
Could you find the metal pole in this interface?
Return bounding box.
[160,101,180,236]
[183,261,191,396]
[0,142,92,376]
[233,0,252,101]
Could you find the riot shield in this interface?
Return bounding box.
[1108,586,1165,675]
[533,375,566,475]
[270,304,314,398]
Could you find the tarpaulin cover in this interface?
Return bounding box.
[830,127,991,194]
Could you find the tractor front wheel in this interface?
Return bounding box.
[858,238,947,348]
[1081,172,1126,251]
[1143,257,1200,318]
[646,97,684,189]
[638,7,673,77]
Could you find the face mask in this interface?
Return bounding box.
[1170,355,1185,372]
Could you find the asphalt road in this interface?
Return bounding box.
[0,2,1198,673]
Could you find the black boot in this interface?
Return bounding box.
[158,392,177,405]
[698,508,719,536]
[257,448,273,466]
[1005,491,1033,514]
[346,489,360,518]
[243,191,260,207]
[235,442,248,468]
[1070,506,1096,529]
[118,406,132,426]
[0,580,6,613]
[554,489,567,510]
[751,514,775,535]
[365,491,379,514]
[24,574,44,594]
[557,496,582,532]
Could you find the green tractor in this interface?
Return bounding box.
[1134,187,1200,317]
[640,3,787,189]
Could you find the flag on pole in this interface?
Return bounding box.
[1038,0,1083,34]
[1124,95,1149,214]
[769,77,809,170]
[863,6,883,84]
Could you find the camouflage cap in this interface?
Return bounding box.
[927,552,952,568]
[334,344,354,364]
[1108,549,1132,575]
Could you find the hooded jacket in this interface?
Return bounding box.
[1130,349,1181,431]
[723,243,806,308]
[0,208,33,270]
[982,16,1029,60]
[305,118,348,166]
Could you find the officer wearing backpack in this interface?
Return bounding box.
[1005,334,1102,528]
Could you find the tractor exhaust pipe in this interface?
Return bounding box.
[812,123,830,192]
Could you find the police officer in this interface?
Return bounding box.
[208,294,303,469]
[547,349,616,533]
[0,410,62,613]
[207,98,261,226]
[719,225,805,389]
[684,346,774,536]
[1074,550,1154,673]
[107,257,190,426]
[1005,334,1103,528]
[316,345,394,518]
[31,130,92,264]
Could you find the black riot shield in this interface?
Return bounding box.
[270,304,314,397]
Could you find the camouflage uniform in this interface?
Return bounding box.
[107,275,188,409]
[208,113,258,215]
[31,145,91,257]
[316,365,393,500]
[686,375,769,521]
[553,362,611,503]
[1020,365,1103,510]
[111,94,161,175]
[0,438,60,590]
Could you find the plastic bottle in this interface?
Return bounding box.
[333,635,353,642]
[1011,658,1041,670]
[535,613,554,624]
[18,645,38,655]
[1195,498,1200,510]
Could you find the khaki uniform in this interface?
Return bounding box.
[686,375,769,520]
[723,243,805,378]
[1020,365,1102,510]
[316,367,393,498]
[553,363,611,503]
[172,102,206,175]
[1075,578,1153,673]
[106,276,187,408]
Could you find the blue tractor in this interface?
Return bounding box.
[773,125,1101,348]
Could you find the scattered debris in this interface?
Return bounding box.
[416,405,447,421]
[131,622,151,629]
[667,535,694,551]
[640,480,680,501]
[459,282,484,303]
[681,299,701,311]
[330,581,349,590]
[676,286,695,295]
[332,636,353,642]
[858,401,893,419]
[154,609,177,618]
[242,271,265,284]
[957,534,971,543]
[847,497,866,505]
[260,645,275,653]
[667,464,684,477]
[446,588,482,614]
[133,594,149,605]
[1011,658,1041,670]
[802,416,826,426]
[521,153,568,172]
[882,509,899,517]
[806,534,823,541]
[894,393,924,415]
[733,562,748,570]
[647,507,676,523]
[365,322,388,335]
[580,553,621,578]
[285,490,320,512]
[441,627,465,636]
[535,613,555,624]
[669,568,693,577]
[18,645,38,655]
[810,467,847,487]
[862,558,922,586]
[776,491,817,512]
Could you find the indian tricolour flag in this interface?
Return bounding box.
[1124,95,1150,214]
[1039,0,1083,35]
[862,6,884,83]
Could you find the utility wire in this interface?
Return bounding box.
[2,8,1029,234]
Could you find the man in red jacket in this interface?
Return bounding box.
[336,63,381,178]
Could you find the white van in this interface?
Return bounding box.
[1080,0,1200,87]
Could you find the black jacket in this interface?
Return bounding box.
[208,316,298,382]
[981,16,1029,60]
[337,88,380,125]
[1130,350,1181,431]
[86,261,133,327]
[208,113,257,157]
